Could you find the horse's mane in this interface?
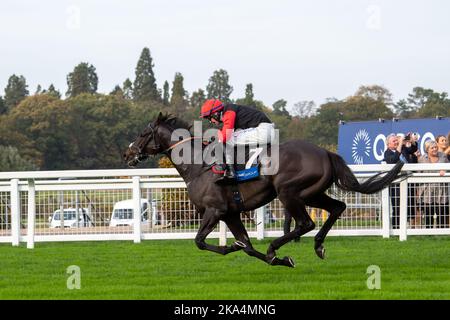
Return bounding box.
[158,113,191,131]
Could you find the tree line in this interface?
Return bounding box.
[1,47,449,171]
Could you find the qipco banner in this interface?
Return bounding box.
[337,118,450,164]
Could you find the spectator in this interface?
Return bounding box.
[383,133,402,163]
[383,133,418,228]
[401,132,419,163]
[417,140,449,228]
[383,134,401,229]
[401,133,420,226]
[436,135,450,161]
[447,132,450,155]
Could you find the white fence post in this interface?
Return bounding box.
[10,179,20,246]
[399,179,408,241]
[27,180,36,249]
[219,221,227,246]
[132,176,141,243]
[256,206,265,240]
[381,187,390,238]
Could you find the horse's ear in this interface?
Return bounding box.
[155,112,164,124]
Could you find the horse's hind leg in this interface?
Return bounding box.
[195,208,245,255]
[284,210,301,242]
[305,193,346,259]
[224,214,294,267]
[267,194,316,264]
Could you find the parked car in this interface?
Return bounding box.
[109,199,150,227]
[49,208,93,228]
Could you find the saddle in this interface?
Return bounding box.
[208,144,271,183]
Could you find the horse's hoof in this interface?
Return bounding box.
[234,241,246,248]
[283,256,295,268]
[315,246,326,259]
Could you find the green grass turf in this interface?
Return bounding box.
[0,236,448,300]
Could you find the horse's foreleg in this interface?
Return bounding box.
[224,214,294,267]
[223,214,266,262]
[194,208,244,255]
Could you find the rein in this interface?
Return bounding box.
[163,137,202,153]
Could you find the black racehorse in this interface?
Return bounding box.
[123,113,405,267]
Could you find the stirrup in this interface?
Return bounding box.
[215,168,236,185]
[215,175,232,185]
[225,165,236,179]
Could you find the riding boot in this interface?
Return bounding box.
[224,142,237,182]
[215,143,237,185]
[225,164,237,180]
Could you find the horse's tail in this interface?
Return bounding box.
[327,151,406,194]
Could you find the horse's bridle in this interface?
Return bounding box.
[128,123,201,167]
[128,124,161,166]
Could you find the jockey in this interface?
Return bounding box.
[200,99,275,183]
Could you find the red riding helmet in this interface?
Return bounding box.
[200,99,224,118]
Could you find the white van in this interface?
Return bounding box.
[109,199,150,227]
[49,208,93,228]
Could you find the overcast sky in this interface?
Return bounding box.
[1,0,449,111]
